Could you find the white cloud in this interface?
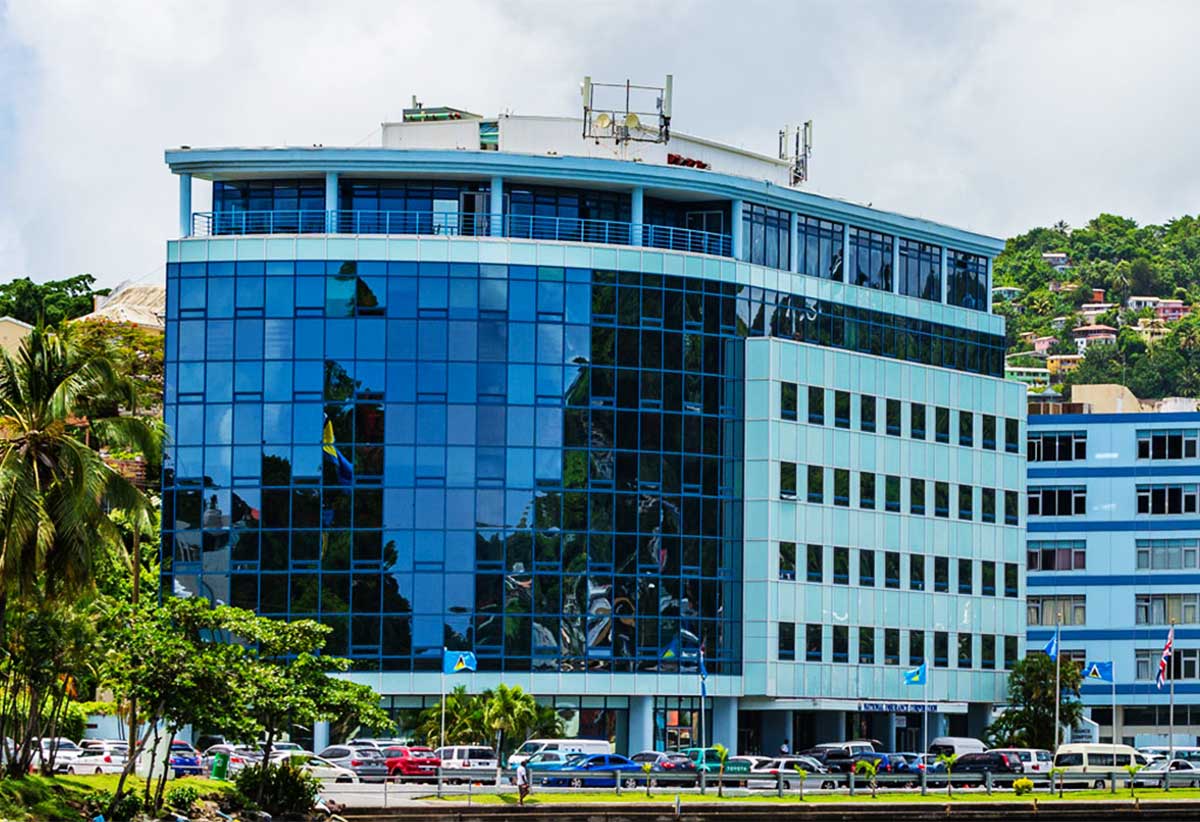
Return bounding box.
[1,0,1198,286]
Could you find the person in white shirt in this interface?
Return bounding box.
[516,760,531,805]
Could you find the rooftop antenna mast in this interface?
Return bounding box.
[779,120,813,185]
[581,75,672,145]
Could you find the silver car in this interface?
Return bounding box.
[316,745,388,783]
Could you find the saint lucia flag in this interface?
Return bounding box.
[1043,630,1059,661]
[661,637,682,661]
[904,662,927,686]
[443,650,477,675]
[322,419,354,484]
[1083,661,1114,683]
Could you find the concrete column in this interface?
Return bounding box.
[490,175,504,238]
[325,172,339,233]
[628,695,654,753]
[929,711,949,741]
[730,199,745,260]
[883,713,897,752]
[178,173,192,238]
[940,247,949,304]
[892,237,901,295]
[712,697,739,754]
[762,710,793,755]
[313,720,330,753]
[986,257,994,313]
[789,211,799,273]
[630,186,644,246]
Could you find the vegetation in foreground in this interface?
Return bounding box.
[0,774,240,821]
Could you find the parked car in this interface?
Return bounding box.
[629,751,697,785]
[169,740,203,777]
[291,753,358,783]
[812,740,878,756]
[951,751,1024,785]
[263,741,305,755]
[526,751,578,770]
[34,738,82,773]
[798,748,856,773]
[541,753,644,788]
[346,737,405,749]
[680,747,753,777]
[916,753,947,773]
[317,745,389,783]
[195,734,226,752]
[68,743,128,775]
[989,748,1053,774]
[928,737,987,758]
[202,744,261,776]
[509,738,611,767]
[381,745,440,780]
[746,756,837,790]
[1139,746,1200,764]
[1132,758,1200,788]
[435,745,499,772]
[851,751,912,774]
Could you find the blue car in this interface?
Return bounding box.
[169,740,203,777]
[541,754,644,787]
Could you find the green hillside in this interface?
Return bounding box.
[994,214,1200,399]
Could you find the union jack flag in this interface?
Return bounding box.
[1156,626,1175,689]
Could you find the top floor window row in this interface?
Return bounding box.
[1138,429,1200,461]
[1028,430,1087,462]
[202,179,990,312]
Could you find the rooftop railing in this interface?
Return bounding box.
[190,210,733,258]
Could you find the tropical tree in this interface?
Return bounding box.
[985,653,1083,750]
[937,752,957,798]
[713,742,729,797]
[483,683,538,764]
[791,764,808,801]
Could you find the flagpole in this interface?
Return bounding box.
[923,662,928,758]
[1053,613,1062,750]
[440,646,447,750]
[699,648,707,750]
[1169,621,1176,765]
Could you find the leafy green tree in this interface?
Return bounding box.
[0,275,107,326]
[855,758,879,798]
[484,683,538,764]
[985,653,1083,751]
[937,752,957,798]
[63,318,164,416]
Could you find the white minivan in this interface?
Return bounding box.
[435,745,499,771]
[927,737,987,757]
[989,748,1054,774]
[1053,743,1150,788]
[509,738,612,766]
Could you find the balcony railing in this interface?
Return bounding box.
[190,210,732,258]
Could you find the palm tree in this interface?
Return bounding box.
[482,683,537,764]
[0,325,158,601]
[855,758,879,798]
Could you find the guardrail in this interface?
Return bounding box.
[189,210,733,257]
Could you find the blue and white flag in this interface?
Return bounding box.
[1042,630,1059,661]
[443,650,477,675]
[1083,660,1114,683]
[699,647,709,699]
[904,662,927,686]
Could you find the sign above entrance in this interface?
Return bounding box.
[858,702,939,713]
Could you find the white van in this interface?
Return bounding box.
[813,740,877,756]
[927,737,987,757]
[508,738,612,766]
[989,748,1054,774]
[1053,744,1150,788]
[435,745,498,770]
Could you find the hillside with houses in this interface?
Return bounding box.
[993,214,1200,401]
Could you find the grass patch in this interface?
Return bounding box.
[421,787,1200,806]
[0,774,241,821]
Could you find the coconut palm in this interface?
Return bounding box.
[482,683,538,763]
[0,324,158,602]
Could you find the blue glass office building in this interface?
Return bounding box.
[1027,386,1200,746]
[163,107,1025,753]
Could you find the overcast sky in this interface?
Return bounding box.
[1,0,1198,288]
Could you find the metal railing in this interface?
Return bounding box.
[190,210,733,257]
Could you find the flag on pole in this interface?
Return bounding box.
[443,650,477,675]
[1156,626,1175,689]
[699,646,708,699]
[1083,661,1114,683]
[904,662,927,686]
[1042,630,1059,661]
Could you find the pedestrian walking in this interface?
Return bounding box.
[516,759,531,806]
[780,739,790,755]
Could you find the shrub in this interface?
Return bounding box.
[166,783,202,811]
[1013,777,1034,796]
[83,789,142,822]
[233,761,320,816]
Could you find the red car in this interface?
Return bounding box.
[382,745,441,781]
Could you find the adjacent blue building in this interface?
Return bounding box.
[1028,385,1200,746]
[162,102,1024,754]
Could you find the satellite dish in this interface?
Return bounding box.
[625,112,641,130]
[595,112,612,129]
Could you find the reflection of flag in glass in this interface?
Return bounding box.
[661,637,682,661]
[322,419,353,484]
